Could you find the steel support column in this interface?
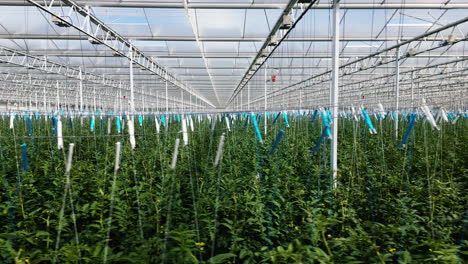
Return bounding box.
[330,0,340,189]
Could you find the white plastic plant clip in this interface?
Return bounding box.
[181,117,188,146]
[214,133,225,167]
[170,138,180,170]
[57,117,64,149]
[420,99,439,130]
[225,116,231,132]
[127,119,136,149]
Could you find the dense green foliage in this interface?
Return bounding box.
[0,114,467,263]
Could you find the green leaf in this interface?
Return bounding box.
[208,253,237,263]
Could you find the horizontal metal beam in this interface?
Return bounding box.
[1,64,438,70]
[2,1,467,9]
[0,34,452,42]
[15,49,468,58]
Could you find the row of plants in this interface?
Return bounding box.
[0,112,466,263]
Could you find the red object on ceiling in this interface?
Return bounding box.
[271,75,277,82]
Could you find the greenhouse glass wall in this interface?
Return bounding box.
[0,0,467,263]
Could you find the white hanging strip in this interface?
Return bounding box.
[57,117,64,150]
[9,114,14,129]
[351,106,358,121]
[128,119,136,149]
[420,99,439,130]
[440,108,449,122]
[214,133,225,167]
[210,116,216,133]
[189,117,194,132]
[114,142,121,172]
[170,138,180,170]
[155,116,161,133]
[225,116,231,132]
[65,143,75,174]
[182,117,188,146]
[107,118,112,135]
[377,103,386,118]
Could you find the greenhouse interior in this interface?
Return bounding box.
[0,0,467,263]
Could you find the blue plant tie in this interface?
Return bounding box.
[269,129,285,155]
[399,114,417,149]
[311,127,329,156]
[244,114,250,128]
[251,113,263,143]
[138,115,143,126]
[447,112,454,122]
[97,109,102,115]
[326,109,333,124]
[312,109,319,122]
[116,117,121,133]
[177,115,181,123]
[383,111,390,120]
[90,116,95,132]
[69,118,73,129]
[160,116,167,126]
[21,144,28,171]
[27,116,32,136]
[257,113,262,124]
[362,109,376,133]
[321,111,331,137]
[283,112,290,127]
[272,112,281,125]
[52,116,58,136]
[266,112,270,119]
